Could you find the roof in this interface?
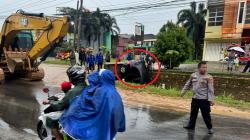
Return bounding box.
[144,34,156,40]
[119,34,134,39]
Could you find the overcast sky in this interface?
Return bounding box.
[0,0,204,34]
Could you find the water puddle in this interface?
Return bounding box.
[0,80,250,140]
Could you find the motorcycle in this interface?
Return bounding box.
[37,87,72,140]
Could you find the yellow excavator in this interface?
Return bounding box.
[0,10,69,83]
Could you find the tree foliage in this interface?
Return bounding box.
[155,21,194,68]
[58,7,120,47]
[177,2,206,60]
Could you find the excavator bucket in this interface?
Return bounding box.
[6,57,17,73]
[3,48,27,73]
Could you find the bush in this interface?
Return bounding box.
[155,21,194,68]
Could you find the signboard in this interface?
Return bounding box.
[135,24,144,46]
[135,25,142,36]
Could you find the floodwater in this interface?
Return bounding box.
[0,79,250,140]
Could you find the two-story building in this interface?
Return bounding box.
[203,0,250,61]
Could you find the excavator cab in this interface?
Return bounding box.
[10,31,34,51]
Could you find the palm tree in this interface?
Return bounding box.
[57,7,78,33]
[58,7,120,50]
[177,2,207,60]
[58,7,100,47]
[81,12,99,47]
[93,8,120,48]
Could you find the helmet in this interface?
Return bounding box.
[66,65,86,85]
[60,81,72,92]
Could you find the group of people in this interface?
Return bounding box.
[43,66,125,140]
[225,50,240,72]
[126,52,155,70]
[71,48,111,73]
[225,48,250,72]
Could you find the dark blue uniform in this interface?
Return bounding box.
[87,54,95,71]
[127,53,133,61]
[96,53,104,70]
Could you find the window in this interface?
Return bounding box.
[245,3,250,24]
[238,2,245,24]
[208,6,224,26]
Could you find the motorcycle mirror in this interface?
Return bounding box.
[42,87,49,93]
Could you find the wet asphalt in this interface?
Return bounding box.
[0,79,250,140]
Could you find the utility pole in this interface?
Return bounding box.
[73,0,79,50]
[77,0,83,50]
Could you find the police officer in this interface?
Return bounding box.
[181,61,215,134]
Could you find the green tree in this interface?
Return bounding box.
[155,21,194,68]
[177,1,207,60]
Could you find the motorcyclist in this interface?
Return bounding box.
[43,65,87,140]
[59,69,126,140]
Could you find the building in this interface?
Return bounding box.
[203,0,250,61]
[143,34,156,48]
[113,34,134,54]
[66,31,110,54]
[143,34,156,52]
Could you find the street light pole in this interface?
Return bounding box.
[77,0,83,50]
[73,0,79,50]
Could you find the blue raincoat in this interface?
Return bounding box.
[59,70,126,140]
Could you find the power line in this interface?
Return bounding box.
[101,0,190,12]
[0,0,75,15]
[24,0,61,9]
[0,0,45,14]
[0,0,37,9]
[89,0,165,9]
[110,0,205,17]
[25,0,76,13]
[115,4,189,19]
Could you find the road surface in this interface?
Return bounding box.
[0,64,249,140]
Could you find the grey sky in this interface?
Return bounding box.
[0,0,203,34]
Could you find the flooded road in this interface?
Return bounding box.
[0,65,250,140]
